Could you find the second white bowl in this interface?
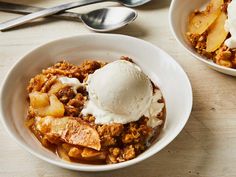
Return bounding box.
[169,0,236,76]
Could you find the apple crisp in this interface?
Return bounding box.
[26,59,166,164]
[186,0,236,68]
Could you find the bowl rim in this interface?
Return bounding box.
[169,0,236,74]
[0,33,193,171]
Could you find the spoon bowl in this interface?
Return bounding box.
[81,7,137,32]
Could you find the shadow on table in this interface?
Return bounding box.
[135,0,172,10]
[0,18,60,32]
[112,23,149,38]
[1,20,149,38]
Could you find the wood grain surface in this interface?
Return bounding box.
[0,0,236,177]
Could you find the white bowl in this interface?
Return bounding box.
[0,34,192,171]
[169,0,236,76]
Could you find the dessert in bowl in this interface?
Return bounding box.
[26,58,166,164]
[0,34,192,171]
[169,0,236,76]
[186,0,236,68]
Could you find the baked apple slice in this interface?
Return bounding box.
[206,12,228,52]
[35,116,101,150]
[29,92,65,117]
[188,0,223,35]
[81,148,106,160]
[29,92,49,108]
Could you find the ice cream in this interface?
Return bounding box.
[224,0,236,48]
[145,89,164,128]
[82,60,164,126]
[58,77,83,93]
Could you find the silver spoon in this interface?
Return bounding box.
[0,3,137,32]
[0,0,149,31]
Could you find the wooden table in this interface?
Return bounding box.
[0,0,236,177]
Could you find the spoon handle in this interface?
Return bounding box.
[0,2,82,21]
[0,0,104,31]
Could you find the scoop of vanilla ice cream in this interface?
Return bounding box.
[82,60,153,124]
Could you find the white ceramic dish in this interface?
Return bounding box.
[0,34,192,171]
[169,0,236,76]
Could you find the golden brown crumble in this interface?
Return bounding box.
[26,59,165,164]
